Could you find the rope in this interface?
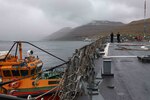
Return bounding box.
[22,41,67,63]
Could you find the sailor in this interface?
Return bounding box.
[110,32,114,43]
[117,32,121,43]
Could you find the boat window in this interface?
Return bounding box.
[31,68,35,75]
[12,70,20,76]
[20,70,28,76]
[36,67,41,73]
[3,70,11,77]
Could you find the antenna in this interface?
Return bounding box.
[144,0,147,38]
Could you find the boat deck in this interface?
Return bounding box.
[80,42,150,100]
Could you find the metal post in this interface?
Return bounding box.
[144,0,147,38]
[18,42,22,60]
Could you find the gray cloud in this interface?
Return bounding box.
[0,0,149,40]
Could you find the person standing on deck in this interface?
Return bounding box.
[117,32,120,43]
[110,32,114,43]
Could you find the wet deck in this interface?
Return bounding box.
[100,43,150,100]
[79,42,150,100]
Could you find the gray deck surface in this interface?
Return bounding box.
[79,42,150,100]
[99,43,150,100]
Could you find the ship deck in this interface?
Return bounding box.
[79,42,150,100]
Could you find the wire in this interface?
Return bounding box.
[15,41,67,63]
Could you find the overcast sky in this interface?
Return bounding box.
[0,0,149,41]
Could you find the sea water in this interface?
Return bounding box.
[0,41,90,69]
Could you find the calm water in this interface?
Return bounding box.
[0,41,90,69]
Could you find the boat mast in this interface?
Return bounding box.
[18,42,23,60]
[144,0,147,38]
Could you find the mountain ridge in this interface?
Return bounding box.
[44,18,150,41]
[45,27,72,41]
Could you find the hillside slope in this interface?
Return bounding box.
[45,18,150,41]
[114,18,150,34]
[44,27,72,41]
[46,20,124,40]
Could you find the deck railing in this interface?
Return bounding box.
[57,37,105,100]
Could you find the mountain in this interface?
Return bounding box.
[45,20,124,41]
[114,18,150,34]
[44,18,150,41]
[88,20,124,26]
[65,20,124,40]
[44,27,72,41]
